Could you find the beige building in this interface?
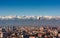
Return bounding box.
[0,31,3,38]
[29,36,36,38]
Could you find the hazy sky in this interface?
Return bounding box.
[0,0,60,16]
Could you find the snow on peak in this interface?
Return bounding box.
[0,16,60,20]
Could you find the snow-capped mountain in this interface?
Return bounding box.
[0,16,60,20]
[0,16,60,26]
[0,16,37,19]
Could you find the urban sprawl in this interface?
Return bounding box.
[0,26,60,38]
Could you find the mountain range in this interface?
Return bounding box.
[0,16,60,26]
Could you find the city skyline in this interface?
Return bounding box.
[0,0,60,16]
